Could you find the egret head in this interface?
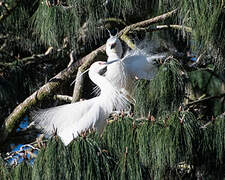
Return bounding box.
[106,35,123,60]
[89,61,107,75]
[70,61,108,86]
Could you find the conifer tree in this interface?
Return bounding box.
[0,0,225,179]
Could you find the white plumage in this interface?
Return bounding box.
[32,34,164,146]
[105,35,162,97]
[32,61,129,146]
[106,34,123,61]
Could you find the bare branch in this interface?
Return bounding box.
[185,93,225,108]
[53,95,72,103]
[118,9,178,36]
[0,47,54,68]
[72,67,86,102]
[136,24,192,33]
[67,50,75,67]
[119,9,178,49]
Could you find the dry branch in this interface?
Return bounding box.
[185,93,225,108]
[53,95,72,103]
[0,47,54,68]
[119,9,178,49]
[118,9,178,36]
[72,67,86,102]
[135,25,192,33]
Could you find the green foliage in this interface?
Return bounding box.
[102,117,143,179]
[102,117,136,157]
[32,4,73,48]
[32,0,156,52]
[0,156,11,180]
[32,137,71,180]
[2,113,225,179]
[213,116,225,166]
[32,134,114,180]
[139,111,200,179]
[188,69,225,116]
[156,0,225,71]
[200,115,225,177]
[159,0,224,52]
[0,0,40,54]
[68,135,114,180]
[134,58,185,117]
[10,162,32,180]
[177,0,225,71]
[180,0,222,47]
[137,119,164,177]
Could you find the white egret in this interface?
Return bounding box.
[106,33,123,61]
[32,61,129,146]
[105,34,164,97]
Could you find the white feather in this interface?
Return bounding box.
[105,36,166,97]
[32,61,129,146]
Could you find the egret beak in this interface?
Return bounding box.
[70,68,90,86]
[105,59,120,65]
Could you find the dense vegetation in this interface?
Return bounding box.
[0,0,225,179]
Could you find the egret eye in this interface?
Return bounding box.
[111,42,116,49]
[98,62,106,65]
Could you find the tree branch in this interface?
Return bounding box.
[72,67,86,102]
[185,93,225,108]
[53,95,72,103]
[118,9,178,36]
[135,24,192,33]
[0,47,54,68]
[119,9,178,49]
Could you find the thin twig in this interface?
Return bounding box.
[54,95,72,103]
[118,9,178,36]
[147,24,192,33]
[4,144,39,161]
[185,93,225,107]
[0,47,54,67]
[67,50,75,67]
[119,9,178,49]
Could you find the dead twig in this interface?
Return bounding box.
[119,9,178,49]
[118,9,178,36]
[0,47,54,68]
[185,93,225,108]
[53,94,72,103]
[144,24,192,33]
